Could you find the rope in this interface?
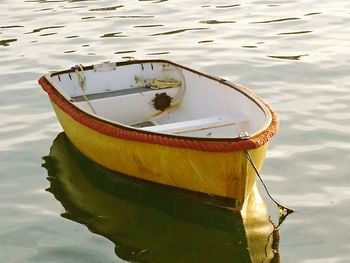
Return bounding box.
[244,150,294,227]
[131,65,186,124]
[149,64,187,118]
[165,64,186,109]
[40,75,277,152]
[75,64,96,114]
[150,78,182,89]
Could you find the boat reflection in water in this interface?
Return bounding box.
[43,133,280,263]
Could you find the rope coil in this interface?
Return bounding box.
[132,65,186,124]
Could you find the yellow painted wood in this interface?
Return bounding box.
[52,101,267,210]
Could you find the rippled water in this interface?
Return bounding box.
[1,0,350,262]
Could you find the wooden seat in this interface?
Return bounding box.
[139,116,246,134]
[72,87,160,102]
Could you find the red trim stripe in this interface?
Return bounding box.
[39,76,278,152]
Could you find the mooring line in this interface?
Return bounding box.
[244,150,294,227]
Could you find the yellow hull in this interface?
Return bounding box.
[52,102,267,210]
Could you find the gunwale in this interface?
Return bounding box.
[39,59,278,152]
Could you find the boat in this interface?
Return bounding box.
[38,59,278,211]
[43,132,280,263]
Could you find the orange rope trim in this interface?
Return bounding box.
[39,76,278,152]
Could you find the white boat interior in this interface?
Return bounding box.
[48,61,271,139]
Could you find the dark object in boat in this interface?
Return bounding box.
[153,92,172,111]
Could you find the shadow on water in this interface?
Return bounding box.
[42,133,281,263]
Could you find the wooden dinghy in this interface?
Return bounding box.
[38,59,278,211]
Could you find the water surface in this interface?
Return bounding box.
[1,0,350,262]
